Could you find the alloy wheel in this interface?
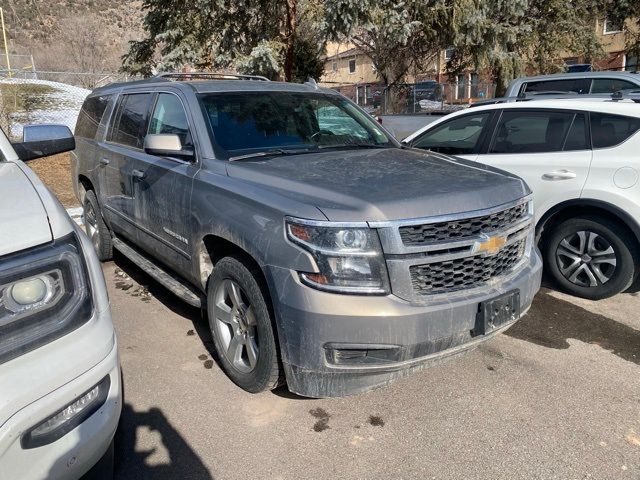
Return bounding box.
[84,201,100,251]
[210,279,259,373]
[555,230,617,287]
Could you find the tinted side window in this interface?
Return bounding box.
[490,110,575,154]
[75,95,111,139]
[109,93,151,148]
[563,114,588,151]
[412,113,490,155]
[590,78,640,94]
[523,78,590,94]
[591,113,640,149]
[148,93,192,147]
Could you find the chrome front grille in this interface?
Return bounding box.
[399,202,528,246]
[409,239,527,295]
[373,198,533,302]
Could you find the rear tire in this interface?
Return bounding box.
[206,256,282,393]
[83,190,113,261]
[543,216,637,300]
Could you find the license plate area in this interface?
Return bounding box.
[474,290,520,336]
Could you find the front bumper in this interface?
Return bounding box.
[0,339,121,480]
[267,249,542,398]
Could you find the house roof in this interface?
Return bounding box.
[324,47,362,61]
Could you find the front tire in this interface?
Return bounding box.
[543,216,637,300]
[83,190,113,261]
[206,256,282,393]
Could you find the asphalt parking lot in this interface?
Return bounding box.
[107,253,640,480]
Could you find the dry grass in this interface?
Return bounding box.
[28,153,80,208]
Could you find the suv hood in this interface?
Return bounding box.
[0,162,52,256]
[226,148,529,222]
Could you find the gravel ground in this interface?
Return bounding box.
[28,153,79,208]
[106,254,640,480]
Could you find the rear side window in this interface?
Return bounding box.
[412,112,490,155]
[563,114,588,151]
[75,95,111,139]
[591,113,640,149]
[108,93,152,148]
[590,78,640,94]
[148,93,192,147]
[490,110,575,154]
[522,78,590,94]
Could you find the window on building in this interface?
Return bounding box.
[444,47,455,61]
[348,58,356,74]
[332,62,338,72]
[625,54,639,72]
[456,74,466,99]
[603,16,623,34]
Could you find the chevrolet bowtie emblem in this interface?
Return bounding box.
[477,235,507,255]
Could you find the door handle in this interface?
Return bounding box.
[131,169,146,180]
[99,158,110,166]
[542,170,577,181]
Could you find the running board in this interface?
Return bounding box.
[112,237,203,308]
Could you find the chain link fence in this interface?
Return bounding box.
[0,69,131,141]
[320,81,496,115]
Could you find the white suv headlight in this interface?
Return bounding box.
[286,218,390,294]
[0,233,93,364]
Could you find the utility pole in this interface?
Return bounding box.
[0,8,11,78]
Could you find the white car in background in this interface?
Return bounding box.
[403,96,640,300]
[0,125,121,479]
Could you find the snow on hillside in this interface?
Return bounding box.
[0,78,90,138]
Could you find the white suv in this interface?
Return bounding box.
[0,126,121,478]
[404,97,640,299]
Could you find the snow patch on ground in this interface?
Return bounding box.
[0,78,90,138]
[66,207,84,227]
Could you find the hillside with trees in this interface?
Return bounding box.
[2,0,143,73]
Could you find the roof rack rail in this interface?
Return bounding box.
[155,72,270,82]
[611,89,640,103]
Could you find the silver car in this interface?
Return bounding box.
[72,73,542,397]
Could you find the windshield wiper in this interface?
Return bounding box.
[228,148,314,162]
[317,143,389,150]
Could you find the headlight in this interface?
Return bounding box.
[286,218,389,294]
[0,233,93,364]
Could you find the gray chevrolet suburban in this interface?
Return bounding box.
[72,73,542,397]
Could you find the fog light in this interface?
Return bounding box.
[10,278,48,305]
[22,375,110,449]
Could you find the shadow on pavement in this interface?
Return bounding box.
[111,252,230,381]
[506,288,640,365]
[115,403,213,479]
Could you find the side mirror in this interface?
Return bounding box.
[12,124,75,161]
[144,134,194,160]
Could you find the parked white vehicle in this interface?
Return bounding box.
[0,126,121,479]
[404,96,640,299]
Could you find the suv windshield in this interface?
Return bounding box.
[199,91,393,159]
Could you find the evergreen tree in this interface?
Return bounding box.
[448,0,606,95]
[122,0,325,81]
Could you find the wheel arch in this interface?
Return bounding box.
[77,174,94,204]
[536,198,640,249]
[196,234,266,292]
